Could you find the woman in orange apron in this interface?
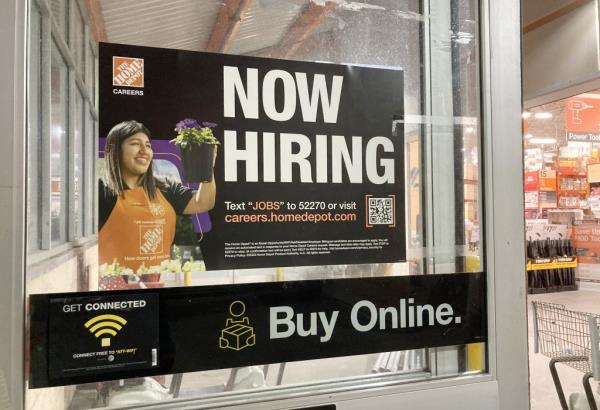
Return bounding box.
[99,120,216,272]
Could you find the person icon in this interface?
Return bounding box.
[219,301,255,351]
[226,301,250,326]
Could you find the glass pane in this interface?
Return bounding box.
[87,41,95,100]
[93,119,98,234]
[523,93,599,281]
[26,1,484,408]
[96,0,483,386]
[50,41,68,244]
[50,0,68,41]
[84,109,94,236]
[73,4,85,76]
[27,6,41,252]
[74,90,84,238]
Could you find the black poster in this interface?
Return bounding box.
[30,273,486,388]
[99,43,405,271]
[46,293,159,380]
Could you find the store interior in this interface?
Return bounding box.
[524,90,600,409]
[524,91,600,289]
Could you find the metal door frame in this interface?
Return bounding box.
[0,0,528,408]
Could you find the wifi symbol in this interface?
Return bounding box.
[84,314,127,347]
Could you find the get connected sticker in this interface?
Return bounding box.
[48,293,159,380]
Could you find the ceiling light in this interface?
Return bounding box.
[522,112,531,119]
[534,112,552,119]
[529,137,556,144]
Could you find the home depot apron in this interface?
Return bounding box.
[99,187,176,271]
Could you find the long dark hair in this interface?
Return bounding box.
[104,120,159,200]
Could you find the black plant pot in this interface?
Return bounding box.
[180,143,216,183]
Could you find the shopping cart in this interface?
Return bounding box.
[532,301,600,410]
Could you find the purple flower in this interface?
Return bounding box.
[202,121,218,129]
[175,118,201,132]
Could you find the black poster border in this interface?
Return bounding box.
[99,42,407,270]
[30,273,487,388]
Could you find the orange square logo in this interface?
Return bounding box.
[139,224,163,255]
[112,56,144,88]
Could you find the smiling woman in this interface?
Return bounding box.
[99,120,216,271]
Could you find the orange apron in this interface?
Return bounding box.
[99,187,176,271]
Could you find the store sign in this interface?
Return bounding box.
[524,171,539,192]
[526,256,577,271]
[558,159,581,175]
[32,293,159,385]
[98,43,405,271]
[524,191,539,210]
[29,273,486,388]
[566,96,600,141]
[525,222,568,240]
[572,221,600,264]
[539,169,556,191]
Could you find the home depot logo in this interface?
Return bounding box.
[113,56,144,88]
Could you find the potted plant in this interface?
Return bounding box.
[137,263,160,283]
[99,260,133,290]
[182,260,205,273]
[171,118,219,182]
[138,263,161,283]
[182,258,206,287]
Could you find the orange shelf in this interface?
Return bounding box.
[558,172,587,177]
[557,189,588,194]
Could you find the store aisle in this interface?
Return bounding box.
[529,290,600,410]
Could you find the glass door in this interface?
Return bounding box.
[17,0,527,409]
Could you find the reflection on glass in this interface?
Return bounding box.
[87,42,95,99]
[74,92,84,238]
[50,0,68,40]
[73,5,85,75]
[50,42,68,244]
[85,111,95,236]
[27,7,41,251]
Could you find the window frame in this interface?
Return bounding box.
[29,0,98,254]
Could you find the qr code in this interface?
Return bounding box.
[368,197,394,225]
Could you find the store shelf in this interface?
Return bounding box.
[557,189,588,194]
[558,172,587,177]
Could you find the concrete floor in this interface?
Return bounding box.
[528,289,600,410]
